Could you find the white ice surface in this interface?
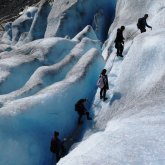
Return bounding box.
[0,47,104,165]
[59,29,165,165]
[58,0,165,164]
[0,0,165,165]
[0,38,101,103]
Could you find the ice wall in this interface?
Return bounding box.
[104,0,165,60]
[0,46,104,164]
[0,10,104,163]
[1,0,116,45]
[45,0,116,40]
[25,0,51,43]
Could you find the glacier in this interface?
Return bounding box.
[0,0,165,165]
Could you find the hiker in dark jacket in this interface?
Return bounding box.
[137,14,152,33]
[50,131,63,163]
[114,26,125,57]
[99,69,109,101]
[75,99,92,124]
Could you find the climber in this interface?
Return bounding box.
[114,26,125,57]
[97,69,109,101]
[137,14,152,33]
[75,99,92,124]
[50,131,64,163]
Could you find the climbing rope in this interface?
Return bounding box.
[126,29,139,40]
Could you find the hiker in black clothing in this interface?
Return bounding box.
[50,131,63,163]
[137,14,152,33]
[114,26,125,57]
[99,69,109,101]
[75,99,92,124]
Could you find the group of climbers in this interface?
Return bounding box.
[49,14,152,164]
[50,99,93,163]
[115,14,152,57]
[50,68,109,163]
[50,98,93,163]
[50,69,109,163]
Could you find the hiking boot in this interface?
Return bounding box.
[103,97,108,101]
[100,95,103,99]
[118,54,123,57]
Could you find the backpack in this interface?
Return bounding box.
[97,76,104,88]
[137,18,143,29]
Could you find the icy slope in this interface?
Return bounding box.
[104,0,165,60]
[58,0,165,164]
[59,30,165,165]
[0,38,76,94]
[0,0,165,164]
